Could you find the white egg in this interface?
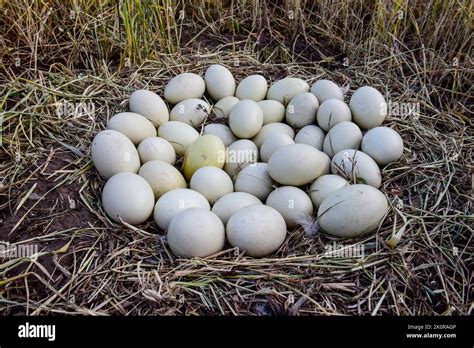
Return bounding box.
[138,160,186,199]
[285,92,319,128]
[309,174,349,207]
[170,99,210,127]
[260,133,294,162]
[310,80,344,103]
[164,73,205,104]
[91,130,140,178]
[137,137,176,164]
[266,186,313,228]
[213,96,239,118]
[203,123,237,147]
[102,172,155,224]
[190,166,234,204]
[267,144,328,185]
[267,78,310,104]
[349,86,387,129]
[224,139,259,178]
[294,125,325,150]
[234,162,275,201]
[235,74,268,101]
[205,64,236,101]
[129,89,169,127]
[157,121,200,156]
[229,100,263,139]
[331,149,382,188]
[226,204,287,257]
[257,100,285,124]
[212,192,262,224]
[252,122,295,148]
[317,184,388,237]
[361,127,404,165]
[107,112,157,145]
[167,208,225,257]
[323,121,363,157]
[316,99,352,131]
[153,188,210,230]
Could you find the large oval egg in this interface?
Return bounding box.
[229,100,263,139]
[285,92,319,128]
[190,166,234,204]
[234,162,275,201]
[294,125,325,151]
[213,96,239,119]
[361,127,404,165]
[331,149,382,188]
[266,186,314,228]
[137,137,176,164]
[203,123,237,147]
[349,86,387,129]
[226,204,287,257]
[309,174,349,208]
[235,74,268,101]
[252,122,295,148]
[316,99,352,131]
[102,172,155,224]
[157,121,200,156]
[205,64,236,101]
[212,192,262,225]
[170,99,210,127]
[323,121,363,157]
[317,184,388,237]
[153,188,210,230]
[138,160,186,199]
[260,133,295,162]
[267,144,328,185]
[91,130,140,178]
[267,78,310,104]
[183,135,226,180]
[258,100,285,124]
[164,73,205,104]
[129,89,169,127]
[310,80,344,103]
[107,112,157,145]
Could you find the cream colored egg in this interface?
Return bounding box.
[309,174,349,208]
[167,208,225,257]
[349,86,387,129]
[235,74,267,101]
[331,149,381,188]
[102,172,154,224]
[107,112,157,145]
[153,188,210,230]
[285,92,319,128]
[266,186,314,228]
[317,184,388,237]
[294,125,325,150]
[310,80,344,103]
[260,133,294,162]
[234,162,275,201]
[91,130,140,178]
[157,121,200,156]
[229,100,263,139]
[257,100,285,124]
[227,204,287,257]
[137,137,176,164]
[267,78,310,104]
[190,166,234,203]
[224,139,259,178]
[267,144,328,185]
[316,99,352,131]
[203,123,237,147]
[138,160,186,199]
[170,99,210,127]
[251,122,295,148]
[323,121,363,157]
[361,127,404,165]
[213,96,239,119]
[129,89,169,127]
[183,135,226,180]
[205,64,236,101]
[211,192,262,224]
[164,73,205,104]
